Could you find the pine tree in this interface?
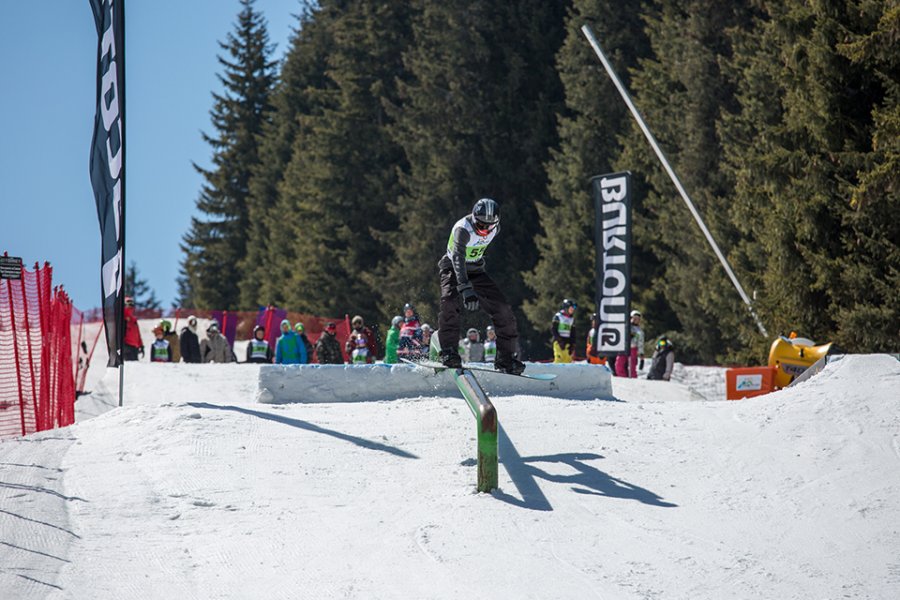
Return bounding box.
[124,261,161,311]
[832,0,900,351]
[383,0,568,351]
[524,0,649,358]
[180,0,275,310]
[273,0,412,319]
[239,4,336,309]
[721,0,882,355]
[609,0,757,363]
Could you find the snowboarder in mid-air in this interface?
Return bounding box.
[437,198,525,375]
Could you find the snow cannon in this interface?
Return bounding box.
[767,334,832,389]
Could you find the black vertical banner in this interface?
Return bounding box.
[89,0,125,367]
[592,172,632,355]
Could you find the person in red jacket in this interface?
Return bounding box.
[123,296,144,361]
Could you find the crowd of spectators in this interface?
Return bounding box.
[124,296,674,378]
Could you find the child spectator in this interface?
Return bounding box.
[123,296,143,361]
[160,319,181,363]
[180,315,201,363]
[647,337,675,381]
[345,316,376,364]
[459,328,484,362]
[315,322,344,364]
[349,332,370,364]
[294,322,315,363]
[551,299,577,363]
[150,326,172,363]
[483,325,497,363]
[615,310,645,378]
[246,325,273,364]
[420,324,433,350]
[201,321,235,363]
[384,316,402,364]
[398,303,423,360]
[276,319,306,364]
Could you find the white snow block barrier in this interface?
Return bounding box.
[257,363,614,404]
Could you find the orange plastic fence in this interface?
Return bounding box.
[0,262,76,439]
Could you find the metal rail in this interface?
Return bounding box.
[451,369,498,493]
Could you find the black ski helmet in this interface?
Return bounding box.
[561,298,577,311]
[472,198,500,232]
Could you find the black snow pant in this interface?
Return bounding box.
[438,268,518,361]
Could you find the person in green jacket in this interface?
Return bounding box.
[384,316,402,364]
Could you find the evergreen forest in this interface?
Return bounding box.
[178,0,899,363]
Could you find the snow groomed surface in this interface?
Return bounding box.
[0,355,898,599]
[257,362,614,404]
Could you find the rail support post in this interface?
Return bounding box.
[451,369,498,493]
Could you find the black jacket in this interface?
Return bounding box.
[315,332,344,364]
[180,328,201,363]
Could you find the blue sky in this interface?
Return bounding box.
[0,0,302,311]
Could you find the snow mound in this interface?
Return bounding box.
[258,362,614,403]
[0,355,897,599]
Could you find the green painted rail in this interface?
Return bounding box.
[451,369,498,493]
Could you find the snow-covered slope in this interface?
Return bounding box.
[1,355,898,599]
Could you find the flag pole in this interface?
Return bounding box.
[118,0,127,407]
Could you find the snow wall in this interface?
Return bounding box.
[257,363,614,404]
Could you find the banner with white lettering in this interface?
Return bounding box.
[89,0,125,367]
[591,172,632,355]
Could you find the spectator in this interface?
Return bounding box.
[276,319,306,364]
[348,331,371,364]
[159,319,181,363]
[459,328,484,362]
[294,322,315,363]
[180,315,201,363]
[345,315,376,364]
[615,310,645,378]
[246,325,273,364]
[150,326,172,363]
[420,324,433,350]
[315,322,344,364]
[398,303,423,360]
[586,312,608,366]
[647,337,675,381]
[551,298,577,363]
[384,316,402,364]
[483,325,497,363]
[201,321,235,363]
[123,296,143,361]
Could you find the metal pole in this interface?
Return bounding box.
[118,0,127,408]
[580,24,768,337]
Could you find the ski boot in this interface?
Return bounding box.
[440,349,463,369]
[495,353,526,376]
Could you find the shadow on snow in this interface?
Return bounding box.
[496,424,677,511]
[186,402,419,459]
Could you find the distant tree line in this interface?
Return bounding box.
[178,0,898,363]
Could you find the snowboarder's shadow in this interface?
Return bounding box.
[496,425,677,511]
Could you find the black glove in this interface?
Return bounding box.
[460,286,479,312]
[639,358,645,370]
[138,345,145,357]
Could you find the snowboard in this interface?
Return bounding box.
[400,358,557,381]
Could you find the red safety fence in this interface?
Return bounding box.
[0,261,77,439]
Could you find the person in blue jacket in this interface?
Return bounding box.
[275,319,307,364]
